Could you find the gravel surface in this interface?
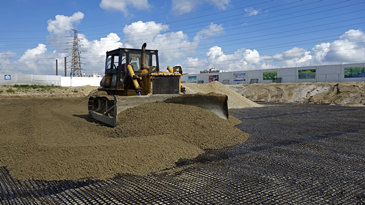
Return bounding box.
[1,103,364,204]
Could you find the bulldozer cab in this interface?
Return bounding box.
[105,48,159,77]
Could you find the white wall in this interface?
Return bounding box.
[0,74,102,87]
[60,77,102,87]
[182,63,365,84]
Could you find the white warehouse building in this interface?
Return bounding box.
[181,63,365,84]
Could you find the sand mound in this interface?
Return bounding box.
[0,98,248,181]
[230,82,365,106]
[183,81,261,109]
[114,103,247,149]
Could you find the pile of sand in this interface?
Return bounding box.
[114,103,245,149]
[230,82,365,106]
[0,98,248,181]
[183,81,261,109]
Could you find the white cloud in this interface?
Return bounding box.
[123,21,197,66]
[312,42,330,63]
[183,46,262,72]
[172,0,230,15]
[271,47,312,67]
[171,0,199,15]
[0,51,16,63]
[19,44,47,62]
[6,12,125,75]
[47,11,84,50]
[0,52,16,73]
[194,23,224,41]
[244,8,260,16]
[47,12,84,34]
[205,46,262,71]
[123,21,169,47]
[243,49,261,64]
[183,57,206,73]
[208,0,230,10]
[100,0,149,14]
[317,29,365,63]
[145,31,197,65]
[47,12,124,74]
[80,33,124,74]
[17,44,54,74]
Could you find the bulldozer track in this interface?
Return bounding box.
[1,104,365,204]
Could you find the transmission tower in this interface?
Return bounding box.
[70,29,82,77]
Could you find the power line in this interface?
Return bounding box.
[79,0,358,36]
[0,0,362,47]
[76,1,364,44]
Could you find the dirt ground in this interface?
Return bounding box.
[0,96,248,181]
[230,82,365,106]
[0,85,98,97]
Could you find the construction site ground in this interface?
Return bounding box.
[1,98,364,204]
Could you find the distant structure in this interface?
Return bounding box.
[183,63,365,84]
[200,67,221,73]
[70,29,82,77]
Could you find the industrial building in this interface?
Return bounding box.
[181,63,365,84]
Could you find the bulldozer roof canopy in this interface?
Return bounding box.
[106,48,158,56]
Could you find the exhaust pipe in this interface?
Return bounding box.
[141,43,147,69]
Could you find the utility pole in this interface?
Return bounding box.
[70,29,82,77]
[56,59,58,76]
[64,57,67,77]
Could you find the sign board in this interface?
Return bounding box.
[4,75,11,80]
[298,69,316,79]
[263,71,277,80]
[344,67,365,78]
[209,75,219,82]
[187,76,197,83]
[233,73,246,82]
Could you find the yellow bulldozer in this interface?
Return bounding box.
[88,43,228,127]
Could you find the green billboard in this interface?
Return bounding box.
[263,71,277,80]
[298,69,316,79]
[344,67,365,78]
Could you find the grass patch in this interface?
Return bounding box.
[12,84,61,92]
[13,84,61,89]
[6,88,15,93]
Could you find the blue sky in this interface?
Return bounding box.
[0,0,364,75]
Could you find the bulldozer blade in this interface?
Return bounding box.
[88,93,228,127]
[163,93,228,120]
